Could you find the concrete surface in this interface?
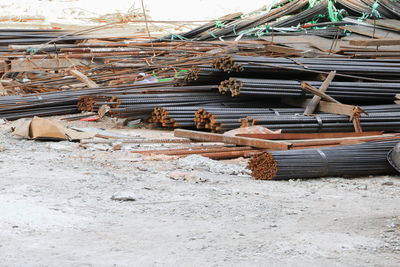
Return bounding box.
[0,119,400,266]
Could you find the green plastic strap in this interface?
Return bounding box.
[174,69,188,78]
[232,23,239,35]
[328,1,338,22]
[370,1,381,18]
[26,47,38,54]
[207,31,217,38]
[158,78,174,82]
[215,20,226,28]
[170,34,187,40]
[308,0,318,8]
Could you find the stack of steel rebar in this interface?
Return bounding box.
[194,107,304,132]
[248,139,400,180]
[213,56,400,79]
[218,77,400,102]
[245,107,400,133]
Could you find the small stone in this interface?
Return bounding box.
[357,185,368,190]
[47,142,79,152]
[0,145,4,152]
[111,191,137,201]
[168,171,207,183]
[382,181,394,186]
[112,143,123,151]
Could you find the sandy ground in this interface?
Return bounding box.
[0,118,400,266]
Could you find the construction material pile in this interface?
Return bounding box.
[0,0,400,179]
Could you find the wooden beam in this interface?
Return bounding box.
[349,38,400,46]
[0,81,7,96]
[174,129,290,150]
[303,71,336,115]
[300,82,340,103]
[9,58,86,72]
[318,101,356,117]
[69,69,98,88]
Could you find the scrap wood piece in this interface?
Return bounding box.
[339,25,400,39]
[318,101,367,118]
[349,38,400,46]
[69,69,98,88]
[81,138,193,144]
[300,83,367,119]
[0,81,7,96]
[131,145,246,156]
[365,19,400,32]
[283,98,366,117]
[300,82,340,103]
[131,145,264,160]
[303,70,336,115]
[174,129,290,150]
[9,58,87,72]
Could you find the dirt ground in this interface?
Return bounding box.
[0,118,400,266]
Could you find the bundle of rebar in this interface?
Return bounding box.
[213,56,400,79]
[194,107,304,133]
[248,139,400,180]
[150,107,201,128]
[0,81,177,120]
[218,77,400,102]
[245,110,400,133]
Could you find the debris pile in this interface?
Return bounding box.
[1,0,400,179]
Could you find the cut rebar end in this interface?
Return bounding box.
[247,152,278,180]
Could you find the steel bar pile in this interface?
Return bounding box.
[213,56,400,79]
[219,77,400,102]
[102,92,238,119]
[0,40,290,94]
[248,139,400,180]
[194,107,304,133]
[182,66,227,85]
[245,109,400,133]
[150,107,201,128]
[0,81,178,120]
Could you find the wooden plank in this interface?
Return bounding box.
[300,82,340,103]
[69,69,98,88]
[366,19,400,32]
[303,71,336,115]
[318,101,355,117]
[349,38,400,46]
[265,45,302,56]
[290,135,400,147]
[236,131,383,140]
[9,58,88,72]
[174,129,290,150]
[0,81,7,96]
[339,25,400,39]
